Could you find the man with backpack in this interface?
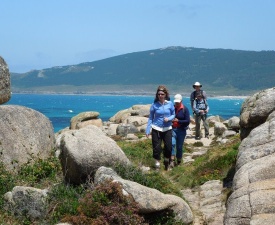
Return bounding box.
[190,81,207,110]
[193,92,209,139]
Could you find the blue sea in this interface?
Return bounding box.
[4,94,246,133]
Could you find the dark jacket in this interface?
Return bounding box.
[172,104,190,129]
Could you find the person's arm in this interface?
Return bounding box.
[146,104,154,136]
[178,107,190,124]
[164,102,175,122]
[193,100,199,114]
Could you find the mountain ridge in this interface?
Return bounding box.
[10,46,275,96]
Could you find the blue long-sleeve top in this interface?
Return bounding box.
[146,100,175,135]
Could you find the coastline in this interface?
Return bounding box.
[11,91,249,99]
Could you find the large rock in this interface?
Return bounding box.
[239,87,275,140]
[236,111,275,170]
[109,104,150,123]
[0,56,11,104]
[228,116,240,131]
[214,121,227,136]
[58,125,130,184]
[70,111,101,129]
[4,186,48,220]
[224,110,275,224]
[94,166,193,224]
[116,123,139,136]
[0,105,55,172]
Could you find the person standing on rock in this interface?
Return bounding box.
[193,92,209,139]
[146,85,175,170]
[190,81,207,114]
[170,94,190,167]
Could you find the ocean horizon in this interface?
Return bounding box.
[5,93,246,133]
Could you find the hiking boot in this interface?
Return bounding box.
[195,136,201,140]
[164,158,170,171]
[177,160,182,166]
[205,134,209,139]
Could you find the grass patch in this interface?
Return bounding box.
[176,135,240,188]
[118,139,153,166]
[113,163,182,197]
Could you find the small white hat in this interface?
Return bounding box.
[174,94,182,103]
[193,82,202,88]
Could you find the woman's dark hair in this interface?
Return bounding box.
[154,85,170,102]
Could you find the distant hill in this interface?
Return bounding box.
[10,46,275,96]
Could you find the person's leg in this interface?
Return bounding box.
[151,129,162,167]
[171,129,176,157]
[175,128,186,164]
[195,114,201,138]
[162,129,172,170]
[170,129,177,168]
[202,115,209,137]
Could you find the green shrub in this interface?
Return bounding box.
[0,162,16,209]
[193,141,203,147]
[18,156,61,185]
[46,184,85,224]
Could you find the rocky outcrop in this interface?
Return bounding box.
[0,56,11,104]
[103,104,150,136]
[214,121,227,136]
[56,125,130,184]
[239,87,275,140]
[0,105,55,172]
[94,166,193,224]
[224,88,275,225]
[228,116,240,131]
[70,111,102,129]
[109,104,150,123]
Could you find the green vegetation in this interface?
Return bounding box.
[11,47,275,95]
[118,136,239,190]
[0,135,240,224]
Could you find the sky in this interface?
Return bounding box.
[1,0,275,73]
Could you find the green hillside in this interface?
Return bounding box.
[10,46,275,95]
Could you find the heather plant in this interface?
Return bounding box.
[61,179,147,225]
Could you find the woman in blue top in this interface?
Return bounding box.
[146,85,175,170]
